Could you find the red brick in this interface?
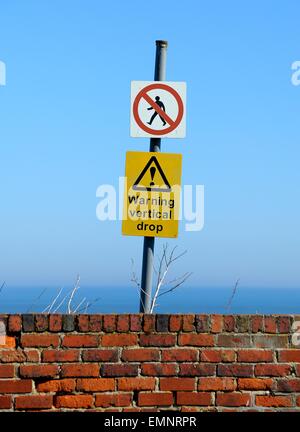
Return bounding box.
[160,378,195,391]
[83,349,118,362]
[77,378,115,392]
[182,315,195,331]
[141,363,177,376]
[217,392,250,407]
[0,396,12,409]
[236,316,250,332]
[103,315,116,332]
[264,317,277,333]
[195,315,210,332]
[8,315,22,332]
[138,392,173,406]
[20,365,58,378]
[21,334,59,348]
[101,364,138,377]
[0,379,32,393]
[0,349,26,363]
[89,315,102,332]
[179,364,215,376]
[276,379,300,392]
[130,315,142,332]
[252,335,288,348]
[118,378,155,391]
[37,379,76,393]
[122,349,159,362]
[162,349,198,362]
[117,315,129,332]
[296,365,300,377]
[211,315,223,333]
[255,364,291,377]
[25,350,40,362]
[278,350,300,362]
[0,365,14,378]
[42,349,80,362]
[238,378,274,390]
[15,395,53,410]
[95,393,132,408]
[143,315,155,333]
[0,336,16,348]
[256,395,292,407]
[217,334,251,347]
[218,364,253,377]
[178,334,214,347]
[198,378,235,391]
[237,350,273,362]
[35,314,48,332]
[77,315,89,331]
[177,392,212,406]
[200,349,235,363]
[55,395,93,409]
[169,315,182,332]
[61,364,99,377]
[223,316,235,332]
[101,334,137,347]
[277,317,291,333]
[251,316,263,333]
[140,334,176,347]
[49,315,62,332]
[62,334,98,347]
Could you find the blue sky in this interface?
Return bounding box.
[0,0,299,291]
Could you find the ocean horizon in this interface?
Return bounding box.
[0,286,299,315]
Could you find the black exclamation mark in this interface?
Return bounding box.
[150,166,156,187]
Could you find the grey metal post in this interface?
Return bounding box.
[139,40,168,313]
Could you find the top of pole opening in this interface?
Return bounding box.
[156,40,168,48]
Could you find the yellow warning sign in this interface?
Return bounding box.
[122,151,182,238]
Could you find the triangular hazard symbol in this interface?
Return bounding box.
[132,156,172,193]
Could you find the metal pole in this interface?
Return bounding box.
[139,40,168,313]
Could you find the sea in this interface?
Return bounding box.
[0,286,299,314]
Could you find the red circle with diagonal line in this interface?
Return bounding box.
[133,83,184,135]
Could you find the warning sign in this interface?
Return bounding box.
[122,151,182,238]
[132,156,171,193]
[130,81,186,138]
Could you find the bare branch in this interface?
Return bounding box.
[26,288,48,313]
[67,274,80,314]
[42,287,63,314]
[157,272,192,299]
[0,281,5,294]
[73,297,86,314]
[225,278,240,312]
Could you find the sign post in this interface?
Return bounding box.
[140,40,168,313]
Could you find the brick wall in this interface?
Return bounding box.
[0,314,300,412]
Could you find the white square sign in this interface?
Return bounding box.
[130,81,186,138]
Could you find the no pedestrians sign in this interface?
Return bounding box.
[130,81,186,138]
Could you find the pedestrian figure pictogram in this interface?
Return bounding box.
[147,96,166,126]
[130,81,186,138]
